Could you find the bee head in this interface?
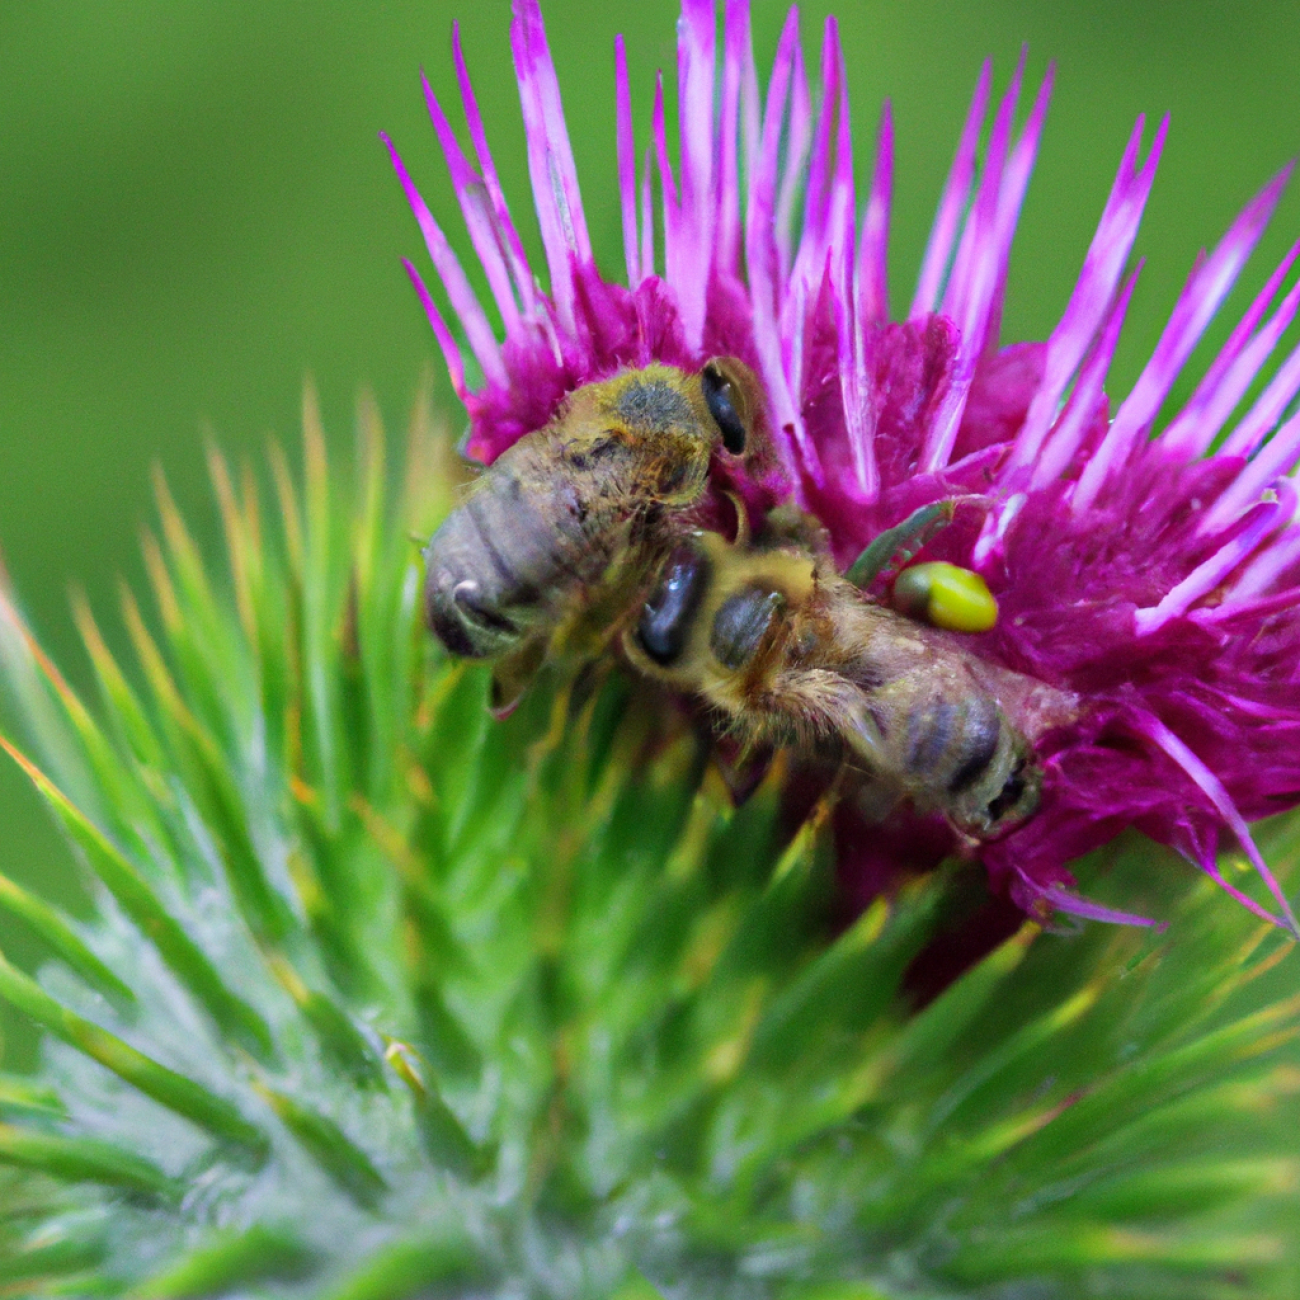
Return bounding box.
[596,357,762,480]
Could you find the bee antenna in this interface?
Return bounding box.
[724,491,749,546]
[846,500,953,589]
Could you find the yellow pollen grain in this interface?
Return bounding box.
[905,562,999,633]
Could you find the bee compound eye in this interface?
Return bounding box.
[701,362,748,455]
[636,548,711,666]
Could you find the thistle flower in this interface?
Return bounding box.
[0,7,1299,1294]
[389,0,1300,937]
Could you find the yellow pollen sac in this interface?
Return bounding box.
[893,562,999,633]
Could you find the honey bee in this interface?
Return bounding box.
[422,358,767,710]
[623,524,1071,841]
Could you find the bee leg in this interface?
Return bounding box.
[565,657,610,723]
[489,636,548,719]
[845,500,957,588]
[751,667,886,771]
[710,734,773,807]
[841,703,888,771]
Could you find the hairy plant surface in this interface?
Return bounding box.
[0,396,1296,1298]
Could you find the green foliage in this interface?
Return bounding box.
[0,392,1296,1297]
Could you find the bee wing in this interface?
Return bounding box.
[842,702,888,769]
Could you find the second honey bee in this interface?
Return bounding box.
[623,525,1072,841]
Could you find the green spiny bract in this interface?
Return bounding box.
[0,390,1296,1299]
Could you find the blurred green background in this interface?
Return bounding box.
[2,0,1300,1068]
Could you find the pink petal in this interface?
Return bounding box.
[1040,883,1166,931]
[716,0,751,278]
[975,61,1054,358]
[1131,712,1300,936]
[745,9,804,476]
[652,73,681,279]
[510,0,592,332]
[912,61,990,319]
[737,0,761,228]
[807,14,837,224]
[1224,516,1300,604]
[1074,166,1293,513]
[1203,404,1300,532]
[639,145,655,282]
[774,30,811,287]
[1220,305,1300,460]
[857,102,893,328]
[921,57,1022,474]
[941,52,1024,330]
[383,133,507,389]
[783,275,822,484]
[403,259,466,398]
[452,23,537,316]
[1163,239,1300,458]
[420,71,522,337]
[1009,114,1165,473]
[1030,263,1143,490]
[614,35,640,288]
[1135,495,1285,633]
[675,0,717,348]
[927,58,1053,472]
[844,108,890,499]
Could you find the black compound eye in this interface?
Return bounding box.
[701,362,748,454]
[710,585,783,670]
[636,547,711,666]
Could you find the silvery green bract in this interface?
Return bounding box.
[0,396,1295,1296]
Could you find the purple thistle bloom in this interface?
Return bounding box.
[388,0,1300,937]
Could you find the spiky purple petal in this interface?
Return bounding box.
[1075,167,1292,513]
[1008,116,1165,476]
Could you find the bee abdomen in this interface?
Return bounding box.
[946,701,1004,794]
[904,693,1003,794]
[424,459,591,658]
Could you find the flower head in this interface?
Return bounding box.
[389,0,1300,935]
